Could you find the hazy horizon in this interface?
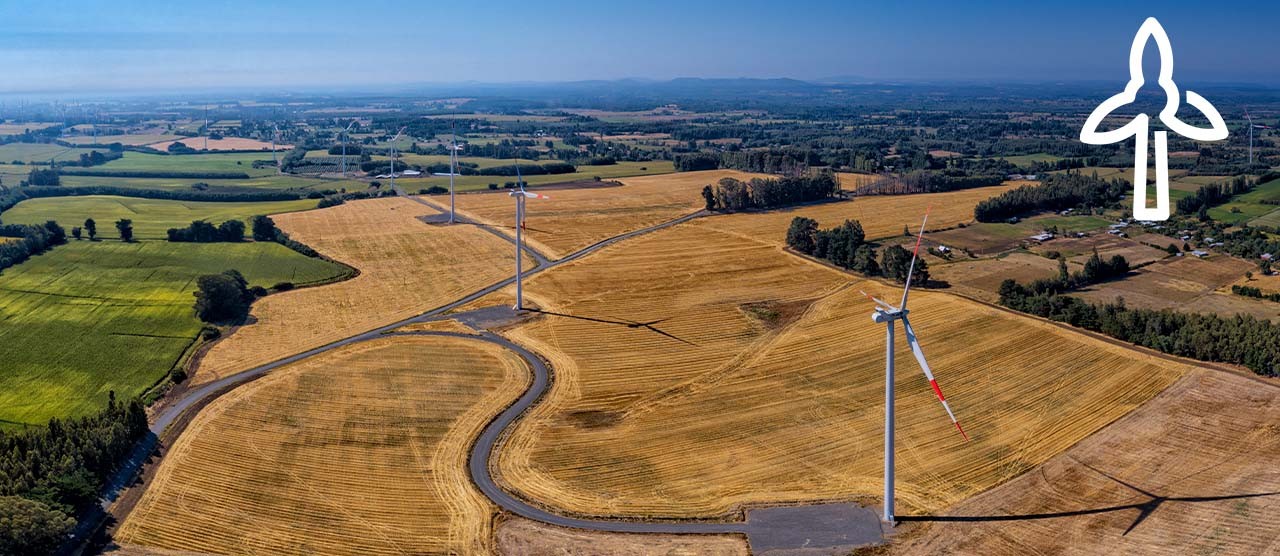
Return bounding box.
[2,0,1278,96]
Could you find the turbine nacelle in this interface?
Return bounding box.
[871,307,905,324]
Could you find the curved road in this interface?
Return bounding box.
[84,201,723,544]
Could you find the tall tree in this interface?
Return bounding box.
[115,219,133,242]
[83,218,97,240]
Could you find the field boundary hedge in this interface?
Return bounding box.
[58,169,252,180]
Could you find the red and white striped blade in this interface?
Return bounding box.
[901,316,969,441]
[900,206,933,309]
[521,191,549,199]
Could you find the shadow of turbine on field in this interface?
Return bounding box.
[897,461,1280,536]
[527,309,696,345]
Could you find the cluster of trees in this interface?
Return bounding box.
[701,173,840,212]
[327,144,363,155]
[1175,175,1253,215]
[71,150,120,167]
[785,216,929,284]
[675,150,815,174]
[250,214,324,259]
[166,219,245,242]
[193,269,265,323]
[999,283,1279,376]
[1232,284,1280,303]
[0,394,149,554]
[974,172,1128,222]
[25,168,60,186]
[855,169,1005,196]
[0,221,65,271]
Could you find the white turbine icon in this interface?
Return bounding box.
[1080,17,1228,221]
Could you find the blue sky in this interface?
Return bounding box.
[0,0,1276,94]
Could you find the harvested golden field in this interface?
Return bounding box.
[495,220,1194,519]
[446,169,765,259]
[1074,255,1279,321]
[117,335,530,555]
[194,197,525,383]
[894,370,1280,556]
[496,517,748,556]
[698,182,1022,246]
[837,172,883,191]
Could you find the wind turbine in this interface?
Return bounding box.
[510,162,547,311]
[271,124,281,173]
[1245,108,1254,166]
[388,126,407,194]
[340,120,357,177]
[203,104,209,151]
[864,208,968,525]
[449,120,460,223]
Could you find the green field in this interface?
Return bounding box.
[0,241,348,428]
[3,195,323,239]
[991,153,1063,166]
[1253,207,1280,228]
[58,173,361,191]
[1211,179,1280,224]
[0,143,99,164]
[393,160,676,192]
[96,151,278,177]
[61,133,181,146]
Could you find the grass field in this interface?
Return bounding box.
[394,160,675,193]
[60,134,181,146]
[3,195,321,239]
[57,173,359,191]
[148,137,282,152]
[1210,178,1280,224]
[992,153,1063,166]
[894,369,1280,556]
[192,197,528,384]
[117,335,530,555]
[0,241,347,428]
[447,169,762,259]
[96,151,278,177]
[0,123,58,136]
[491,220,1194,519]
[0,142,98,164]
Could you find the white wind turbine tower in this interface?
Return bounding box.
[863,208,968,524]
[271,124,282,173]
[388,126,407,194]
[203,104,210,151]
[340,120,357,177]
[510,162,547,311]
[1245,108,1254,166]
[449,121,460,223]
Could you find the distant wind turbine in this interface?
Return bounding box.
[340,120,357,177]
[388,126,407,194]
[272,124,282,173]
[203,104,209,151]
[863,207,968,525]
[1245,108,1254,166]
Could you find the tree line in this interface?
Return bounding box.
[167,219,245,242]
[9,185,303,204]
[56,169,251,180]
[974,172,1127,222]
[0,221,65,271]
[701,173,840,212]
[1175,175,1253,215]
[999,281,1279,377]
[1232,284,1280,303]
[675,149,815,174]
[855,169,1005,196]
[785,216,930,284]
[0,395,149,554]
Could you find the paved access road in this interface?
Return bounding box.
[81,195,883,554]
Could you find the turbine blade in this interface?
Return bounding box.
[901,316,968,441]
[522,191,548,199]
[900,206,932,309]
[860,290,898,312]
